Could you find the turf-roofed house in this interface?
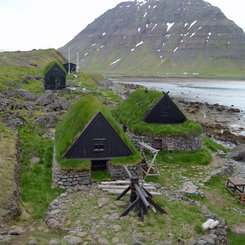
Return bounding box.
[113,89,203,152]
[53,95,141,189]
[44,61,67,90]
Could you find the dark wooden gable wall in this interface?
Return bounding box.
[64,112,133,160]
[44,63,67,90]
[63,63,76,73]
[143,93,187,124]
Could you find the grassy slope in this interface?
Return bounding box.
[0,49,67,69]
[0,66,42,92]
[78,44,245,78]
[0,124,17,219]
[113,88,203,137]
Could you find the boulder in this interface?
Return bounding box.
[227,108,240,113]
[57,98,72,110]
[180,181,203,195]
[227,144,245,161]
[35,113,58,128]
[36,91,55,106]
[63,235,82,245]
[8,226,25,235]
[17,89,37,101]
[232,223,245,235]
[23,101,36,111]
[48,238,61,245]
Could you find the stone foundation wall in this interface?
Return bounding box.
[107,162,143,180]
[52,149,91,190]
[126,131,202,151]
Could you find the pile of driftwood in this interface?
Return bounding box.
[98,180,161,195]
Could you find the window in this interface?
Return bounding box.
[93,138,106,152]
[153,138,162,150]
[161,111,168,118]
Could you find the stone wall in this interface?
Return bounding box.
[52,149,91,190]
[107,162,143,180]
[126,130,202,151]
[3,139,21,222]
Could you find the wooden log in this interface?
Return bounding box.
[102,189,161,196]
[101,180,131,185]
[98,185,130,189]
[98,184,156,190]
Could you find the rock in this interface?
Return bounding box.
[180,181,203,195]
[28,239,39,245]
[232,223,245,235]
[24,101,36,111]
[115,200,127,207]
[35,113,58,128]
[31,156,40,165]
[112,224,121,232]
[46,218,61,229]
[227,108,240,113]
[97,237,110,245]
[132,238,146,245]
[200,235,215,244]
[36,91,55,106]
[3,113,26,127]
[48,239,61,245]
[227,144,245,161]
[5,88,18,97]
[77,231,88,238]
[57,98,72,110]
[98,197,109,208]
[66,80,79,87]
[107,212,119,221]
[0,235,12,243]
[63,235,82,245]
[17,89,37,101]
[112,236,120,244]
[197,240,207,245]
[222,130,232,136]
[8,226,24,235]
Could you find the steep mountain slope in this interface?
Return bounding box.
[0,49,67,69]
[59,0,245,77]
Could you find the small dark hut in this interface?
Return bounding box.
[144,92,187,124]
[44,62,67,90]
[63,63,76,73]
[64,111,133,169]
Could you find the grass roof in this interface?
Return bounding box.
[113,88,203,137]
[43,60,67,75]
[55,95,141,170]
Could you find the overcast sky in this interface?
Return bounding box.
[0,0,244,51]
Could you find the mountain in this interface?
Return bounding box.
[59,0,245,77]
[0,49,67,69]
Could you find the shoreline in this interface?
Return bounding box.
[107,75,245,82]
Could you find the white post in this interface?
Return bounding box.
[68,49,71,74]
[76,52,80,73]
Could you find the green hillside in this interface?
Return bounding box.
[0,49,67,69]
